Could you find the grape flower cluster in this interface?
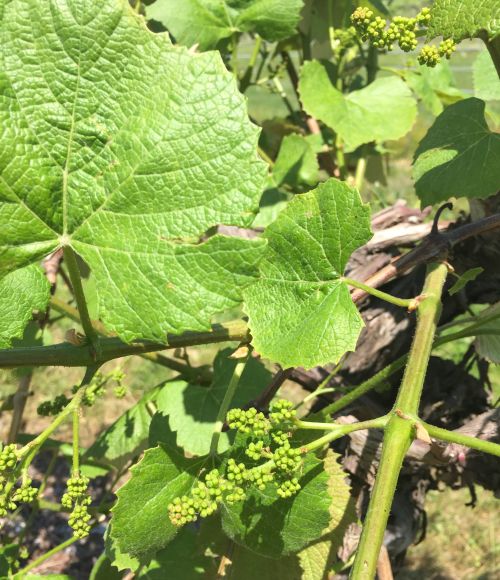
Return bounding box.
[350,6,456,67]
[62,474,92,538]
[0,445,39,517]
[168,399,303,527]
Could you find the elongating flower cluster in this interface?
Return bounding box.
[168,400,303,527]
[62,474,92,538]
[350,6,456,67]
[0,445,39,518]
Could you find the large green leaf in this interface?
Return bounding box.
[473,50,500,101]
[243,179,371,369]
[299,61,417,152]
[110,444,207,560]
[413,98,500,205]
[0,0,266,343]
[427,0,500,41]
[160,349,271,456]
[0,265,50,348]
[221,454,331,558]
[147,0,304,50]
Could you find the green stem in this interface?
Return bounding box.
[319,313,500,420]
[209,349,250,456]
[304,416,388,452]
[49,297,211,382]
[354,154,367,192]
[72,408,80,474]
[296,415,388,432]
[351,263,448,579]
[15,536,80,577]
[0,320,249,369]
[421,420,500,457]
[239,35,262,91]
[343,277,416,309]
[62,246,99,351]
[258,146,275,167]
[335,135,347,180]
[18,366,98,460]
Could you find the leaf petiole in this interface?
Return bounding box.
[343,277,417,309]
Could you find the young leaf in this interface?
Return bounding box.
[221,454,332,558]
[427,0,499,42]
[243,178,372,369]
[299,61,417,152]
[0,0,266,343]
[273,134,320,188]
[0,265,50,348]
[413,98,500,205]
[159,349,271,456]
[448,267,484,295]
[147,0,305,50]
[110,444,207,560]
[89,552,124,580]
[473,51,500,102]
[298,450,355,580]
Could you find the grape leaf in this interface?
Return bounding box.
[273,134,320,188]
[474,302,500,364]
[147,0,305,50]
[413,98,500,205]
[473,51,500,101]
[0,265,50,348]
[427,0,500,42]
[110,444,207,559]
[221,454,332,558]
[243,179,372,369]
[298,450,355,580]
[0,0,266,343]
[159,349,271,456]
[299,61,417,152]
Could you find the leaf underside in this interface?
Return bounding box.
[0,0,266,344]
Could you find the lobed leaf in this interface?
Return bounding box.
[413,98,500,205]
[0,0,266,343]
[299,61,417,152]
[243,178,372,369]
[147,0,305,50]
[427,0,500,42]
